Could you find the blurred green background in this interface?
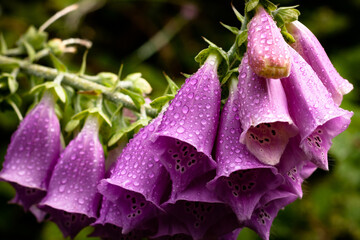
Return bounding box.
[0,0,359,239]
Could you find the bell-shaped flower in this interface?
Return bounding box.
[281,47,353,170]
[277,136,318,198]
[90,196,155,240]
[149,213,191,240]
[39,114,105,238]
[238,54,298,165]
[287,21,353,105]
[98,114,169,234]
[162,173,238,240]
[0,91,61,219]
[247,6,291,78]
[208,77,283,222]
[152,52,220,197]
[245,189,298,240]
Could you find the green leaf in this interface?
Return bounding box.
[17,26,48,50]
[54,84,66,103]
[231,3,244,23]
[54,103,63,119]
[246,0,259,12]
[195,37,229,77]
[120,88,145,109]
[98,110,112,127]
[72,109,90,121]
[23,41,36,62]
[281,26,296,44]
[221,68,239,86]
[49,53,67,72]
[78,49,88,75]
[236,30,248,48]
[220,22,240,35]
[260,0,277,11]
[273,6,300,26]
[0,33,7,54]
[65,119,80,132]
[108,118,149,147]
[150,94,174,110]
[6,98,23,121]
[7,75,18,94]
[163,72,179,95]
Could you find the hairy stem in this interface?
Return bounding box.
[0,55,158,117]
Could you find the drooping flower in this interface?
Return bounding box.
[281,47,353,170]
[39,114,105,238]
[152,52,220,197]
[247,6,291,78]
[208,78,283,222]
[287,21,353,105]
[98,114,169,234]
[162,173,238,240]
[238,54,298,165]
[0,91,61,220]
[244,189,298,240]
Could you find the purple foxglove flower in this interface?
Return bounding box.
[152,53,220,196]
[247,6,291,78]
[90,196,155,240]
[238,54,298,165]
[0,91,60,215]
[39,115,105,238]
[277,136,317,198]
[100,114,170,208]
[162,174,238,240]
[149,213,191,240]
[208,78,283,222]
[281,47,353,170]
[245,189,298,240]
[287,21,353,105]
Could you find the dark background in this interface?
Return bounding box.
[0,0,359,239]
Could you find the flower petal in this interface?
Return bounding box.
[282,47,353,170]
[153,56,220,195]
[208,78,283,222]
[247,6,291,78]
[39,115,105,238]
[287,21,353,105]
[238,55,297,165]
[0,92,61,209]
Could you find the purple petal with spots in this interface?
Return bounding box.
[152,55,220,195]
[98,180,160,234]
[0,92,61,210]
[247,6,291,78]
[282,47,353,170]
[90,197,155,240]
[208,78,283,221]
[163,173,238,240]
[287,21,353,105]
[238,54,298,165]
[39,115,105,238]
[277,136,313,198]
[245,190,298,240]
[101,114,170,207]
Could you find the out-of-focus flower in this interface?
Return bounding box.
[287,21,353,105]
[0,91,61,220]
[281,47,353,170]
[247,6,291,78]
[152,52,221,198]
[208,78,283,222]
[237,54,298,165]
[39,114,105,238]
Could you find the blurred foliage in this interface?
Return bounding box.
[0,0,360,239]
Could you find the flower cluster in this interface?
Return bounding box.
[0,3,353,240]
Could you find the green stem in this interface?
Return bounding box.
[0,55,158,117]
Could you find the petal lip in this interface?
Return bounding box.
[288,20,353,105]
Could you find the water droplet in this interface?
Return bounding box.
[182,106,189,114]
[177,127,185,134]
[78,198,84,204]
[59,185,65,193]
[266,40,273,45]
